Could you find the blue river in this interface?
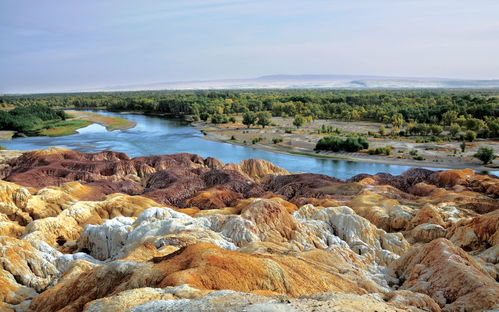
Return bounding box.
[1,110,485,180]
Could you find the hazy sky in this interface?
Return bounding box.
[1,0,498,93]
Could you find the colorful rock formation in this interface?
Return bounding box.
[0,148,497,312]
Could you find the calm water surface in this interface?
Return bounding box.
[0,110,468,180]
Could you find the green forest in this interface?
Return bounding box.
[0,105,69,135]
[1,89,498,138]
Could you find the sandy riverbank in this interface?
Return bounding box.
[0,131,14,141]
[193,117,499,172]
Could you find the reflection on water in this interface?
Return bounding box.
[1,110,491,179]
[75,123,106,134]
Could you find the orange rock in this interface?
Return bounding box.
[391,238,499,311]
[348,190,412,231]
[283,197,342,209]
[0,215,24,237]
[0,237,59,298]
[409,204,446,229]
[0,180,32,225]
[447,210,499,253]
[409,223,447,243]
[183,186,243,210]
[385,290,440,312]
[431,168,475,187]
[229,158,290,183]
[194,207,239,217]
[239,198,300,242]
[174,207,201,217]
[29,243,382,312]
[408,182,438,196]
[358,177,376,185]
[234,197,297,214]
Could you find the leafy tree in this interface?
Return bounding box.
[430,125,443,136]
[315,136,343,152]
[379,125,386,136]
[211,113,228,124]
[256,111,272,128]
[465,118,486,131]
[420,124,431,136]
[429,115,438,125]
[351,109,361,120]
[486,118,499,137]
[293,114,306,128]
[343,137,369,152]
[465,130,476,142]
[199,112,210,121]
[460,141,466,152]
[242,112,257,128]
[391,113,404,128]
[272,101,296,117]
[474,147,495,164]
[315,136,368,152]
[369,146,393,155]
[449,123,461,137]
[406,122,417,135]
[442,111,458,126]
[190,103,201,116]
[411,123,427,136]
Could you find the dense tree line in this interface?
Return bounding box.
[2,89,498,137]
[315,136,369,152]
[0,105,67,134]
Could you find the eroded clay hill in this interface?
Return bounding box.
[0,148,497,312]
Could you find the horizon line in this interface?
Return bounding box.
[2,73,499,95]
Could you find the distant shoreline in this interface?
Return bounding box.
[193,120,499,174]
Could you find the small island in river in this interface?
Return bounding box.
[65,110,137,131]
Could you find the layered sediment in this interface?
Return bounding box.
[0,148,497,312]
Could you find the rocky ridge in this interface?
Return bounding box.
[0,148,497,312]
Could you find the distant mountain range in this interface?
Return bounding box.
[98,74,499,91]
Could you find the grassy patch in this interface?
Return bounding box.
[66,111,136,130]
[94,115,134,130]
[39,120,92,137]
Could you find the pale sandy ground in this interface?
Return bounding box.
[194,117,499,172]
[0,150,25,172]
[0,150,24,161]
[0,131,14,141]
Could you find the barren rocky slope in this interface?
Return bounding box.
[0,148,498,312]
